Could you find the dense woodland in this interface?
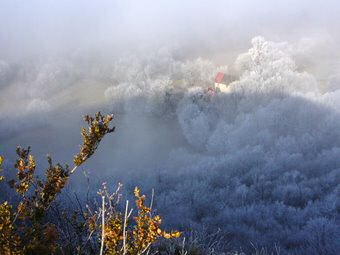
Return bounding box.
[1,37,340,254]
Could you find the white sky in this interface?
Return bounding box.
[0,0,340,61]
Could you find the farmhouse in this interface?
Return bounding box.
[214,72,234,93]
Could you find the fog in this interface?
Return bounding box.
[1,1,340,253]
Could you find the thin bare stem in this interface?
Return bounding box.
[139,243,151,255]
[149,188,154,214]
[99,196,105,255]
[127,209,133,218]
[70,165,78,174]
[123,200,129,255]
[181,237,187,255]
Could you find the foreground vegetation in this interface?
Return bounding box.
[0,112,180,255]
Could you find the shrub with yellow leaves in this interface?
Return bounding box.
[85,184,181,255]
[0,201,22,255]
[132,187,181,250]
[73,112,115,168]
[0,112,181,255]
[0,112,115,254]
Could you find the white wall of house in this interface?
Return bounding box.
[214,82,231,93]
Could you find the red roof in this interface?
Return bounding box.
[215,72,225,83]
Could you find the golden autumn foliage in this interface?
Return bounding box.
[73,112,115,167]
[85,185,181,255]
[0,201,22,255]
[132,187,181,244]
[0,112,180,255]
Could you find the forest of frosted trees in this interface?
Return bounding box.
[1,37,340,254]
[104,37,340,254]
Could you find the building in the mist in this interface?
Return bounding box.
[214,72,234,93]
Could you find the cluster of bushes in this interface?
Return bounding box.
[0,113,180,255]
